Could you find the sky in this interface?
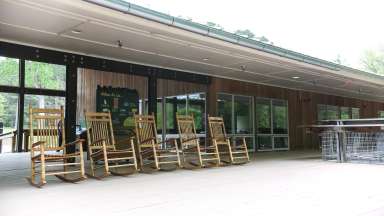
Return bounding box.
[128,0,384,70]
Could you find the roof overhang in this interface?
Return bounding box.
[1,0,384,102]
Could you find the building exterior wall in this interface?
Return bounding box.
[208,77,384,150]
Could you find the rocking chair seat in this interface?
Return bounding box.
[91,149,135,161]
[32,152,81,162]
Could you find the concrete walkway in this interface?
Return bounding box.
[1,151,384,216]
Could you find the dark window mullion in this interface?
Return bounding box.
[17,59,25,152]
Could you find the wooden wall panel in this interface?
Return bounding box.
[209,77,384,150]
[157,78,208,97]
[76,68,148,123]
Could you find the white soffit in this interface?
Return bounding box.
[1,0,384,102]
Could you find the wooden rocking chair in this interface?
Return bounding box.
[208,116,250,165]
[176,114,220,168]
[134,114,181,171]
[27,106,86,188]
[84,111,138,179]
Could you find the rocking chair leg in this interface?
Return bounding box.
[40,154,47,185]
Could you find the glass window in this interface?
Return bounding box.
[317,104,327,120]
[340,107,351,119]
[274,136,289,149]
[188,93,206,133]
[217,94,232,133]
[272,100,288,134]
[0,93,18,133]
[24,95,65,128]
[25,61,66,90]
[352,108,360,119]
[234,96,252,134]
[257,136,272,151]
[165,95,187,133]
[379,111,384,118]
[0,56,19,86]
[0,93,18,153]
[327,105,339,120]
[256,99,271,134]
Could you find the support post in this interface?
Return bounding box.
[65,65,77,155]
[148,72,157,115]
[17,59,25,152]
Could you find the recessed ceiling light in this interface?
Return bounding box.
[292,76,300,79]
[203,58,209,61]
[71,29,82,34]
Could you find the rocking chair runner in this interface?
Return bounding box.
[208,116,250,164]
[176,114,220,167]
[27,106,86,187]
[84,111,138,178]
[134,114,181,170]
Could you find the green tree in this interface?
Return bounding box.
[361,50,384,74]
[206,21,223,30]
[235,29,255,39]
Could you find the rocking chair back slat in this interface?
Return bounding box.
[84,112,115,152]
[29,105,65,150]
[134,114,157,147]
[176,115,198,146]
[208,117,227,142]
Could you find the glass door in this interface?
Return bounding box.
[272,100,289,150]
[256,98,289,151]
[234,95,254,150]
[255,98,272,151]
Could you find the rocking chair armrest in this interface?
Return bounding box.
[31,141,46,148]
[63,139,85,147]
[90,138,106,146]
[138,137,156,145]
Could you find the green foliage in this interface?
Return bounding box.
[0,59,66,131]
[0,57,19,86]
[361,50,384,74]
[25,61,66,90]
[235,29,255,39]
[206,21,223,30]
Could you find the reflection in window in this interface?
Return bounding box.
[274,137,288,149]
[217,94,233,133]
[257,136,272,151]
[352,108,360,119]
[340,107,351,119]
[272,100,288,134]
[25,61,66,90]
[0,93,18,153]
[256,99,271,134]
[317,104,328,120]
[234,96,252,134]
[0,56,19,87]
[188,93,205,133]
[0,93,18,133]
[327,105,339,120]
[164,94,205,134]
[24,95,65,128]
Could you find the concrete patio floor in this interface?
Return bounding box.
[1,151,384,216]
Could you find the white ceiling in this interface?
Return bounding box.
[1,0,384,102]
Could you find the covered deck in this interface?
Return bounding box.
[1,151,384,216]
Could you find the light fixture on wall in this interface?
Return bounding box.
[117,40,123,48]
[203,58,209,61]
[292,76,300,79]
